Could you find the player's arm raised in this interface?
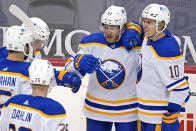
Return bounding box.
[121,21,144,51]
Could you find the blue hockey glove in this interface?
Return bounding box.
[161,112,182,131]
[74,54,100,74]
[121,22,143,51]
[56,69,82,93]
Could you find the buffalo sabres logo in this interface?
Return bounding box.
[96,59,125,90]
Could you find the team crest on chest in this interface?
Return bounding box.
[96,59,125,90]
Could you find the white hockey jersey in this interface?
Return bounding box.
[0,59,32,114]
[136,34,189,124]
[66,33,141,122]
[0,94,66,131]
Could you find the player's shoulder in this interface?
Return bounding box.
[40,97,66,116]
[80,32,106,45]
[5,95,66,116]
[150,32,182,60]
[4,94,29,107]
[0,59,30,77]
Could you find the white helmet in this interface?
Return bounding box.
[22,17,50,41]
[101,5,127,30]
[142,3,170,30]
[29,59,54,85]
[5,25,34,56]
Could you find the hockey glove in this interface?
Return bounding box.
[121,22,143,51]
[161,112,182,131]
[74,54,100,74]
[56,69,82,93]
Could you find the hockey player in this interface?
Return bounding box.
[0,59,66,131]
[0,17,49,61]
[0,25,81,115]
[123,3,189,131]
[0,25,35,115]
[22,17,50,61]
[65,5,142,131]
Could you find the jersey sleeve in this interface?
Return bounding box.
[153,58,189,112]
[56,118,68,131]
[43,117,66,131]
[42,99,66,131]
[64,38,92,77]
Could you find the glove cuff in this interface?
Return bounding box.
[127,22,142,35]
[58,69,68,81]
[162,112,182,123]
[74,54,85,69]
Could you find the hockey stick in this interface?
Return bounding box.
[9,4,36,33]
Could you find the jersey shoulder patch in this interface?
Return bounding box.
[150,35,182,59]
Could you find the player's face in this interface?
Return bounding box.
[142,18,157,38]
[33,40,44,53]
[103,24,120,43]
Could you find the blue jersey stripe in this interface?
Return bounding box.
[85,99,137,111]
[173,87,189,91]
[167,77,185,89]
[0,90,12,96]
[138,104,167,111]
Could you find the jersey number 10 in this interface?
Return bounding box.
[169,65,179,78]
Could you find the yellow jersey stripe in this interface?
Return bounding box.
[132,46,142,49]
[0,71,29,80]
[84,104,137,116]
[155,124,161,131]
[138,110,163,116]
[168,81,188,92]
[86,93,137,104]
[137,120,141,131]
[79,42,141,50]
[137,98,168,104]
[79,43,108,47]
[9,103,66,118]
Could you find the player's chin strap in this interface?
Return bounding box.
[116,28,125,42]
[149,23,167,41]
